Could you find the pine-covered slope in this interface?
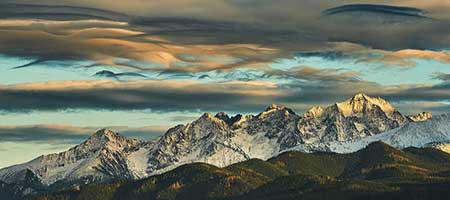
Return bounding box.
[32,142,450,200]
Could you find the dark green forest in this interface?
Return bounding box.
[22,142,450,200]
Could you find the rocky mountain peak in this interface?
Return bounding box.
[265,104,295,113]
[303,106,324,118]
[214,112,229,119]
[298,93,410,144]
[91,129,118,139]
[265,103,284,111]
[214,112,244,127]
[200,112,215,119]
[85,129,124,145]
[81,129,139,152]
[336,93,395,116]
[196,113,229,127]
[408,112,433,122]
[352,93,370,100]
[259,104,296,119]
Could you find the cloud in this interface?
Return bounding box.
[0,124,93,143]
[0,75,449,114]
[169,115,199,122]
[433,72,450,81]
[0,124,169,143]
[296,43,450,67]
[380,82,450,102]
[0,20,283,73]
[393,101,450,115]
[264,66,361,83]
[0,80,284,112]
[322,4,430,19]
[363,49,450,67]
[0,3,130,21]
[93,70,147,80]
[0,1,449,74]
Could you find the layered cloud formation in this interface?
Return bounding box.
[1,1,450,69]
[0,1,449,122]
[0,124,167,143]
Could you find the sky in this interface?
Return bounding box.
[1,0,450,168]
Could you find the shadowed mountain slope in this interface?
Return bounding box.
[32,142,450,200]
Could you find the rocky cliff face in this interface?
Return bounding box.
[146,112,243,174]
[314,113,450,154]
[144,93,416,175]
[298,93,410,144]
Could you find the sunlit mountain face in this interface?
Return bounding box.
[1,0,450,194]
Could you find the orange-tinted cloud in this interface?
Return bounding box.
[0,80,285,112]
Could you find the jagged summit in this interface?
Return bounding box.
[200,112,215,119]
[353,93,367,97]
[196,112,230,127]
[260,104,296,117]
[409,112,433,122]
[303,106,324,118]
[264,104,295,113]
[265,103,284,111]
[336,93,395,116]
[214,112,243,126]
[82,128,139,150]
[214,112,229,119]
[82,129,119,150]
[298,93,411,144]
[89,129,119,140]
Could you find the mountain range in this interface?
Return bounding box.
[2,93,450,199]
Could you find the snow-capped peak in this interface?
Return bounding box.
[303,106,324,118]
[408,112,433,122]
[200,112,215,119]
[258,104,296,119]
[0,129,143,190]
[297,93,411,144]
[265,103,284,111]
[80,129,139,152]
[336,93,395,116]
[87,129,121,143]
[197,112,228,126]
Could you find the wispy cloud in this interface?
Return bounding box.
[0,80,283,112]
[0,124,169,143]
[0,21,283,73]
[433,72,450,81]
[0,2,449,74]
[1,77,450,114]
[296,43,450,68]
[264,66,361,83]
